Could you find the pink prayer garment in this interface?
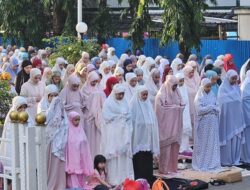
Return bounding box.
[65,111,94,189]
[155,75,184,174]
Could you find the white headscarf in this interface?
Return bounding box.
[44,95,68,161]
[108,60,117,69]
[171,58,183,75]
[141,57,156,81]
[30,68,41,79]
[137,55,146,68]
[118,53,129,67]
[114,67,124,76]
[158,58,170,79]
[241,70,250,91]
[107,47,119,64]
[217,55,224,61]
[214,59,224,67]
[194,78,217,115]
[0,96,32,166]
[101,83,132,159]
[102,84,129,121]
[37,84,59,114]
[175,72,192,136]
[155,55,162,67]
[99,61,112,89]
[240,58,250,83]
[130,85,160,156]
[53,57,66,79]
[124,73,137,103]
[218,70,241,105]
[145,68,160,107]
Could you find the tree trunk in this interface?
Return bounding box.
[179,41,190,63]
[52,6,66,35]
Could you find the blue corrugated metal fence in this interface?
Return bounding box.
[107,38,250,69]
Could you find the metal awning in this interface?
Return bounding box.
[204,16,237,23]
[152,16,237,24]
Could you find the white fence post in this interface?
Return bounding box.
[10,122,21,190]
[36,126,47,190]
[1,112,49,190]
[19,123,37,190]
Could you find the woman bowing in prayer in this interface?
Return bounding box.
[241,70,250,164]
[82,71,106,158]
[101,84,134,186]
[155,75,185,174]
[192,78,221,171]
[124,73,138,103]
[218,70,245,166]
[20,68,45,120]
[37,84,68,190]
[130,85,159,186]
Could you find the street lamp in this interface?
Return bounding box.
[76,22,88,39]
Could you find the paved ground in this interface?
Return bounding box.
[209,176,250,190]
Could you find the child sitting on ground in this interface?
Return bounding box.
[88,155,121,190]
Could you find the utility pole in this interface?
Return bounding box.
[77,0,82,38]
[236,0,240,7]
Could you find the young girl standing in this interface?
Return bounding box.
[65,111,94,189]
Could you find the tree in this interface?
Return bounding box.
[160,0,216,60]
[43,0,77,36]
[91,0,115,44]
[119,0,159,52]
[0,0,48,47]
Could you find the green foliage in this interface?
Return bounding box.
[120,0,158,51]
[160,0,216,57]
[0,0,48,47]
[43,36,101,66]
[91,6,115,44]
[43,0,77,36]
[0,80,14,124]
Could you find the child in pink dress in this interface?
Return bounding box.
[65,111,94,189]
[89,155,114,190]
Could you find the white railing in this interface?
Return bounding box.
[0,113,47,190]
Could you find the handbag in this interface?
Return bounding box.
[215,169,242,183]
[152,178,170,190]
[170,178,208,190]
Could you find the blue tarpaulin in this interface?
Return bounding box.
[107,38,250,69]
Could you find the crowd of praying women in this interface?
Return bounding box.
[1,44,250,190]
